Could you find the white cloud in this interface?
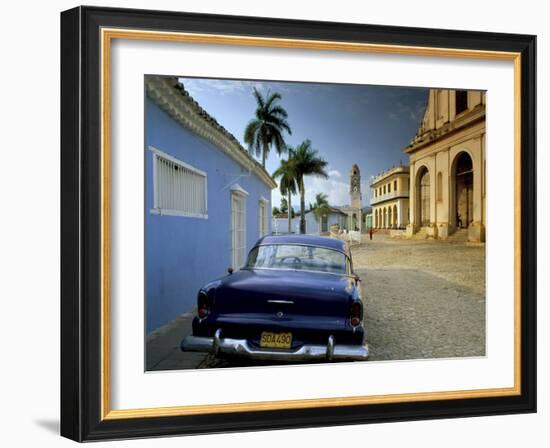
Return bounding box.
[283,177,351,210]
[179,78,258,96]
[271,167,354,213]
[306,176,350,207]
[179,78,294,98]
[271,170,369,213]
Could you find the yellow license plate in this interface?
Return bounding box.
[260,331,292,349]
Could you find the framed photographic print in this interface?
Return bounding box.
[60,6,536,442]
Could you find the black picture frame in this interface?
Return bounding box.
[61,5,536,442]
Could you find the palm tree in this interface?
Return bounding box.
[244,88,292,167]
[292,140,329,234]
[272,149,298,233]
[280,197,288,214]
[312,193,331,221]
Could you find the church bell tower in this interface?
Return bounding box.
[350,164,362,210]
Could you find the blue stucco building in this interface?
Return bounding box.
[145,76,276,333]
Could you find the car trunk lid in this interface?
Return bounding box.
[213,268,354,319]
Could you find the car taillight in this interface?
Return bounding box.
[350,301,362,327]
[197,292,210,319]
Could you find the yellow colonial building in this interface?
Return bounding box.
[405,89,486,242]
[370,165,410,229]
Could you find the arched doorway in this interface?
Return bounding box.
[383,208,387,228]
[388,207,392,229]
[393,204,398,228]
[417,167,431,226]
[454,152,474,229]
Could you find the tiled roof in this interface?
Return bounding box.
[171,78,274,183]
[146,75,277,189]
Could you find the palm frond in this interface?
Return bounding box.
[268,105,288,119]
[265,91,283,110]
[243,119,260,146]
[244,88,292,166]
[315,192,329,207]
[272,132,287,156]
[264,116,292,135]
[252,88,265,109]
[278,119,292,135]
[254,128,265,158]
[273,157,298,196]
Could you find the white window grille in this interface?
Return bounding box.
[231,186,248,270]
[151,148,207,218]
[259,198,269,237]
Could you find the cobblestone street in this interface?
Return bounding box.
[354,232,485,361]
[147,232,485,370]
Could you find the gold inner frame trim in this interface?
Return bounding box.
[100,27,522,420]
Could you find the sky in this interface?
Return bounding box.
[179,76,428,211]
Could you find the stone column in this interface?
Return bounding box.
[429,156,437,227]
[429,156,438,238]
[402,200,409,228]
[406,161,416,236]
[397,202,402,228]
[469,137,485,242]
[436,150,450,239]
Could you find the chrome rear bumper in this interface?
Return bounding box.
[181,330,369,362]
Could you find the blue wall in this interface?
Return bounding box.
[145,97,273,333]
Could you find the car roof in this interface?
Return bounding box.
[255,234,349,255]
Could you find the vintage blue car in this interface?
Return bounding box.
[181,234,368,362]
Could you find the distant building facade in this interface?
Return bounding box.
[370,165,410,229]
[145,76,276,333]
[272,164,363,235]
[405,89,486,241]
[362,206,373,229]
[271,212,295,234]
[272,208,347,235]
[304,208,348,235]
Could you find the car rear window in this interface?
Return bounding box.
[246,244,349,275]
